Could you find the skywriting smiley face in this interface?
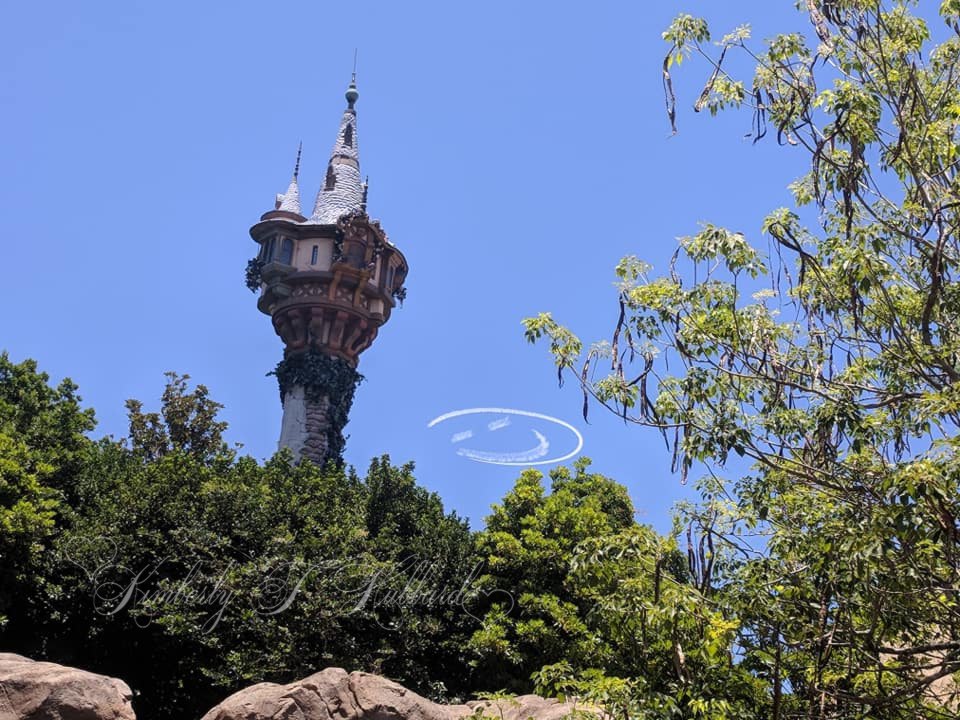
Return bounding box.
[427,408,584,466]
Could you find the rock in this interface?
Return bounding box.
[201,669,584,720]
[467,695,585,720]
[0,653,135,720]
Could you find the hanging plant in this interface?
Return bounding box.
[245,258,264,293]
[331,231,345,264]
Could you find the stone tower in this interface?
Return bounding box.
[248,76,408,465]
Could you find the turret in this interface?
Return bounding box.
[248,77,409,465]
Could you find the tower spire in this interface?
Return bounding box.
[311,75,363,224]
[275,142,303,214]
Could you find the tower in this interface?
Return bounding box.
[248,77,408,465]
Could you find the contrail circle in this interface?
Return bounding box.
[427,408,584,466]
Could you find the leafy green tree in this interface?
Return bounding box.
[352,457,479,700]
[0,431,57,628]
[124,371,230,463]
[534,491,767,720]
[0,353,95,640]
[468,459,637,692]
[471,460,758,718]
[525,2,960,716]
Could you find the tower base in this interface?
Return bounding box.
[272,350,361,465]
[278,385,337,464]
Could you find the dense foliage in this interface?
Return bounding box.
[0,361,477,718]
[468,461,636,690]
[0,353,95,635]
[0,356,705,719]
[244,257,263,293]
[524,1,960,717]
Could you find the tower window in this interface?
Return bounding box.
[311,245,319,265]
[343,124,353,148]
[279,237,294,265]
[324,165,336,190]
[261,236,276,262]
[346,242,365,268]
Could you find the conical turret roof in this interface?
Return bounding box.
[311,77,364,224]
[275,142,302,214]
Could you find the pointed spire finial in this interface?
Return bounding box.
[346,52,359,110]
[275,142,303,214]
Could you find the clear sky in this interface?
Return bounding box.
[1,1,811,532]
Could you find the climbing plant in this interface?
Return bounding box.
[269,350,362,462]
[244,257,263,293]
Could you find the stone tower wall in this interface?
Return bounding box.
[272,351,360,465]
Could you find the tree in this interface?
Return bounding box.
[469,459,760,718]
[0,430,58,628]
[0,353,95,638]
[358,457,478,700]
[525,2,960,716]
[468,459,637,692]
[124,371,230,463]
[535,515,764,720]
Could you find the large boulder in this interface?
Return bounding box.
[0,653,135,720]
[200,668,584,720]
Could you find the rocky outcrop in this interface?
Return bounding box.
[0,654,135,720]
[200,668,585,720]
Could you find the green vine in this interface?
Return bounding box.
[332,229,345,264]
[245,257,264,293]
[268,350,363,462]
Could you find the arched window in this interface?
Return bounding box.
[324,165,336,190]
[279,237,294,265]
[343,124,354,148]
[311,245,319,265]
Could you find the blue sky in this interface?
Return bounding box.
[1,1,811,531]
